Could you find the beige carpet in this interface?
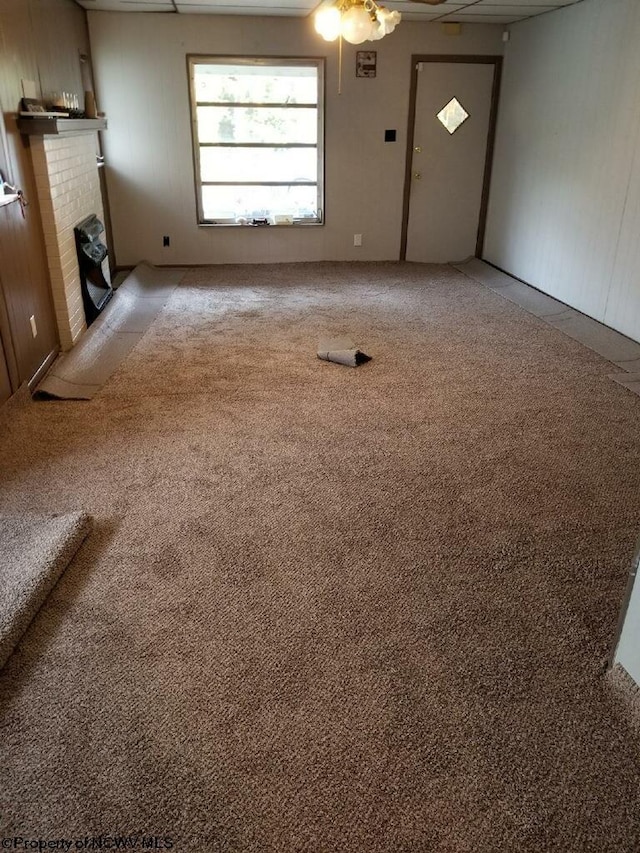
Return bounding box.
[1,262,639,851]
[0,511,92,669]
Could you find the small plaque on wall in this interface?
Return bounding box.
[356,51,377,78]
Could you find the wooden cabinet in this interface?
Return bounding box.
[0,199,20,402]
[0,283,14,404]
[0,191,58,389]
[0,0,93,395]
[0,333,12,405]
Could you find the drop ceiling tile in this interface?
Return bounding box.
[442,13,530,22]
[177,0,314,6]
[78,0,174,9]
[176,2,312,12]
[386,2,466,11]
[398,12,467,21]
[386,2,466,20]
[455,4,558,14]
[78,0,585,18]
[472,0,579,5]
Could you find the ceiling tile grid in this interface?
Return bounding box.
[76,0,585,24]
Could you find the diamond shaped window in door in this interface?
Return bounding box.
[436,98,469,134]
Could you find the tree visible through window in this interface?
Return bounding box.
[188,57,324,225]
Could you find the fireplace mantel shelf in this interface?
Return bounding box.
[17,117,107,136]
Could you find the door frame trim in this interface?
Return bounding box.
[399,54,503,262]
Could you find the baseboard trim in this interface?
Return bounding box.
[479,258,640,349]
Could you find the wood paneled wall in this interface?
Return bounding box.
[0,267,15,404]
[483,0,640,343]
[0,0,91,390]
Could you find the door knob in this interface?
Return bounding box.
[414,146,422,153]
[413,172,422,180]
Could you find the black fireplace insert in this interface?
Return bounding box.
[74,214,113,325]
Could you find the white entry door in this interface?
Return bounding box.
[405,61,497,263]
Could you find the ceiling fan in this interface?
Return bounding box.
[314,0,449,46]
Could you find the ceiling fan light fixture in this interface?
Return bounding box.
[341,5,375,44]
[314,5,342,40]
[314,0,402,44]
[375,6,400,35]
[368,20,385,41]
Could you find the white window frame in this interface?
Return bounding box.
[187,55,325,226]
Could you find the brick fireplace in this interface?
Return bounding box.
[31,132,110,351]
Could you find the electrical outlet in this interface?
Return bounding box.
[163,235,170,247]
[29,314,37,338]
[354,234,362,247]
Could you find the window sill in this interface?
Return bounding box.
[0,194,20,208]
[198,220,323,228]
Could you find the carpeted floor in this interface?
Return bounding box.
[1,262,639,851]
[0,511,92,668]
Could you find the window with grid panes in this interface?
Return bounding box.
[188,56,324,225]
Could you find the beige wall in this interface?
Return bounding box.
[87,12,503,267]
[484,0,640,343]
